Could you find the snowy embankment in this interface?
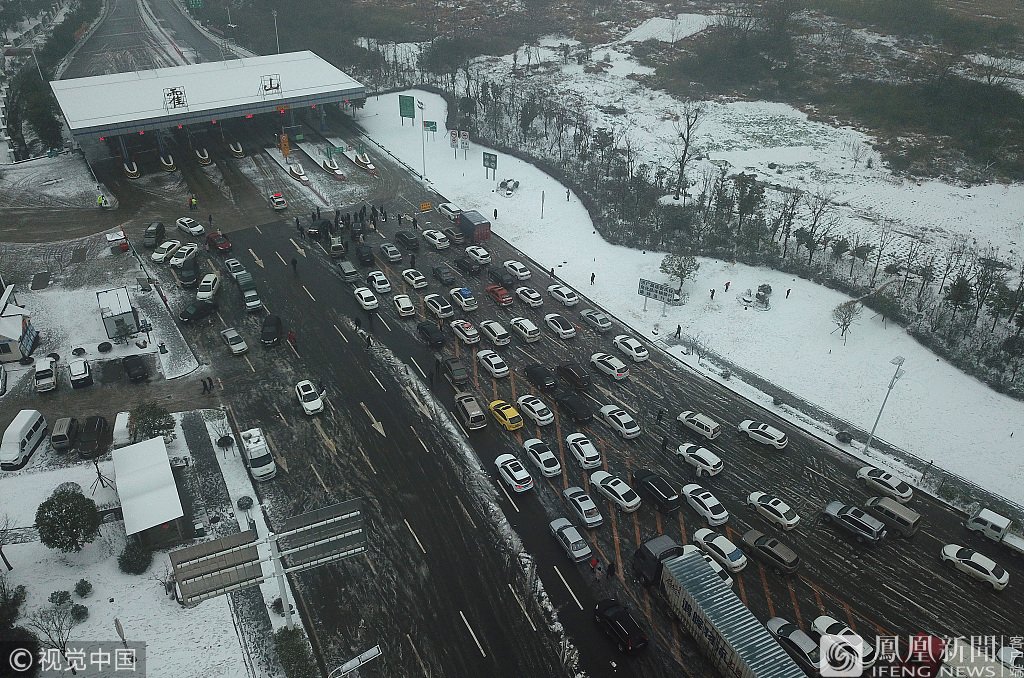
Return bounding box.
[357,89,1024,509]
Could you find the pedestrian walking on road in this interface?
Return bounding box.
[493,208,497,219]
[566,189,570,201]
[725,281,731,292]
[412,216,418,229]
[397,213,403,227]
[207,377,214,393]
[287,331,295,346]
[354,317,361,330]
[295,216,300,232]
[208,214,213,227]
[382,208,388,221]
[201,378,210,394]
[316,206,321,219]
[675,325,681,339]
[366,335,372,349]
[661,436,668,451]
[710,288,716,300]
[590,272,595,285]
[291,257,297,273]
[550,267,555,278]
[656,409,664,424]
[786,288,792,298]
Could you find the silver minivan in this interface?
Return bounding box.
[329,236,346,259]
[454,392,487,430]
[51,417,79,452]
[863,496,921,538]
[339,260,359,282]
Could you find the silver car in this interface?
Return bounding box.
[221,328,248,354]
[580,308,612,332]
[549,518,593,562]
[563,486,603,528]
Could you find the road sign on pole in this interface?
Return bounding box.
[638,278,681,305]
[423,121,437,132]
[280,134,290,157]
[399,95,415,120]
[460,130,470,149]
[483,152,497,179]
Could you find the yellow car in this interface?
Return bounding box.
[489,400,524,431]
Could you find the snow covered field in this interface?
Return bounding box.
[358,89,1024,508]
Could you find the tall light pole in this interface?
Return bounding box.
[417,99,426,180]
[864,356,905,453]
[271,10,280,54]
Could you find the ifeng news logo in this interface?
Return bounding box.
[821,634,866,678]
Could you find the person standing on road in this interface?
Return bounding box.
[566,189,570,201]
[786,288,792,298]
[397,213,403,227]
[287,331,295,346]
[725,281,731,292]
[661,436,668,451]
[590,272,595,285]
[710,288,716,300]
[201,378,209,394]
[316,206,321,220]
[208,214,213,227]
[366,335,372,349]
[295,216,300,232]
[675,325,681,339]
[656,409,664,424]
[412,216,418,229]
[291,257,297,273]
[354,317,361,330]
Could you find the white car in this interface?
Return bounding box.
[590,471,641,512]
[857,466,914,503]
[295,379,324,415]
[68,359,92,388]
[450,287,478,311]
[549,518,592,562]
[564,486,603,528]
[515,286,543,307]
[940,545,1009,590]
[681,544,733,589]
[590,352,629,380]
[495,453,533,492]
[675,443,724,477]
[597,405,641,439]
[402,268,428,290]
[580,309,612,332]
[221,328,248,354]
[424,294,454,318]
[694,528,747,573]
[354,287,379,311]
[746,492,801,530]
[169,243,198,268]
[479,320,510,345]
[423,229,450,250]
[380,242,402,263]
[367,271,392,293]
[224,257,246,281]
[510,316,541,343]
[195,273,221,300]
[477,349,509,378]
[547,284,579,306]
[738,420,788,449]
[393,294,416,317]
[451,320,480,345]
[437,202,462,221]
[613,334,649,362]
[504,260,531,280]
[176,216,205,236]
[465,245,491,265]
[544,314,576,339]
[151,240,181,263]
[566,433,601,469]
[270,193,287,210]
[810,615,877,668]
[677,411,722,440]
[524,438,561,476]
[517,395,554,426]
[682,484,730,526]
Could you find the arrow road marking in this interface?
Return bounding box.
[290,238,306,257]
[249,248,264,268]
[312,419,337,455]
[360,401,385,437]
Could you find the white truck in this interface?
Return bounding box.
[240,428,277,481]
[633,536,805,678]
[235,271,262,312]
[965,508,1024,557]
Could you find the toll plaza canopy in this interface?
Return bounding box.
[50,50,365,139]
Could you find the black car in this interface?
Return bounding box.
[556,393,593,424]
[417,321,444,348]
[488,267,517,288]
[395,230,420,250]
[143,221,165,248]
[178,253,200,288]
[178,299,217,323]
[631,469,681,513]
[261,314,283,346]
[355,244,374,265]
[78,415,110,460]
[442,357,470,384]
[349,220,365,238]
[122,355,149,382]
[594,599,648,653]
[453,256,481,275]
[557,362,591,389]
[433,264,456,285]
[524,364,558,391]
[307,219,332,240]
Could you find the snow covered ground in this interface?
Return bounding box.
[358,89,1024,509]
[617,13,714,43]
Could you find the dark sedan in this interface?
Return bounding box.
[632,469,681,513]
[78,415,110,460]
[594,599,648,653]
[178,300,217,323]
[418,321,445,348]
[433,264,456,285]
[524,364,558,391]
[454,256,481,276]
[556,393,593,424]
[558,362,591,389]
[122,355,149,382]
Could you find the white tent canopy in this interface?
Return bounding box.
[112,437,184,536]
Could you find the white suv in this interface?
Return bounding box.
[677,411,722,440]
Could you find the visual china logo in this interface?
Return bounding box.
[821,634,865,677]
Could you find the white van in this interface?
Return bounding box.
[240,428,277,481]
[34,357,57,392]
[1,409,48,470]
[112,411,132,449]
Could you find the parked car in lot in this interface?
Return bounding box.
[78,415,109,460]
[477,349,509,378]
[423,229,450,250]
[451,320,480,345]
[580,308,612,332]
[631,469,680,513]
[517,395,554,426]
[143,222,165,248]
[547,284,580,306]
[510,316,541,342]
[566,433,601,469]
[196,273,221,300]
[169,243,199,268]
[766,618,822,676]
[822,501,887,545]
[504,260,531,280]
[479,320,510,345]
[591,471,641,512]
[590,352,629,380]
[682,483,730,526]
[417,321,444,348]
[594,599,648,653]
[515,286,543,307]
[224,257,246,281]
[693,528,747,572]
[424,294,454,319]
[545,314,576,338]
[205,230,231,253]
[486,285,513,306]
[367,271,391,294]
[68,359,93,389]
[741,529,801,574]
[295,380,325,415]
[677,411,722,440]
[355,244,374,265]
[495,453,533,492]
[437,202,462,221]
[179,299,217,323]
[32,357,56,393]
[524,363,557,390]
[737,420,789,449]
[221,328,248,354]
[675,443,723,477]
[450,287,478,311]
[393,294,416,317]
[746,492,801,530]
[809,615,878,668]
[556,393,592,424]
[550,518,592,562]
[395,230,419,250]
[940,544,1009,590]
[857,466,914,503]
[442,227,463,245]
[442,358,471,385]
[122,355,149,382]
[354,287,379,311]
[489,400,524,431]
[524,438,560,476]
[487,268,517,289]
[564,486,603,528]
[433,264,456,285]
[176,216,205,236]
[151,240,181,263]
[454,391,486,429]
[598,404,641,439]
[612,334,649,362]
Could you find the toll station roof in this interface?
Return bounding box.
[50,51,364,138]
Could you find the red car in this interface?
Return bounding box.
[486,284,513,306]
[205,230,231,253]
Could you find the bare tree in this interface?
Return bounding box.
[671,101,706,202]
[870,219,898,286]
[972,250,1007,324]
[802,188,839,264]
[937,236,969,295]
[30,603,82,673]
[689,332,710,365]
[847,138,868,168]
[832,301,862,342]
[0,514,13,571]
[899,238,924,295]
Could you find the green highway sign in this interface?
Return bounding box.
[483,152,497,170]
[189,0,202,7]
[423,121,437,133]
[399,95,415,119]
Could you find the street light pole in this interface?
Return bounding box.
[417,100,426,180]
[272,10,280,54]
[864,356,905,453]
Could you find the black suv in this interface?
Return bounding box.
[123,355,149,382]
[355,244,374,265]
[261,314,283,346]
[395,230,420,250]
[558,362,591,389]
[418,322,444,348]
[78,415,110,460]
[143,221,165,248]
[443,357,470,384]
[594,599,648,653]
[631,469,680,513]
[524,364,557,391]
[453,256,481,276]
[433,264,456,285]
[179,299,217,323]
[349,220,365,238]
[487,267,516,288]
[822,501,887,545]
[178,253,200,288]
[555,393,592,424]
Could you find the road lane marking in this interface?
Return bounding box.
[553,565,584,610]
[844,602,857,633]
[507,583,537,631]
[360,402,385,436]
[216,312,226,325]
[407,635,430,678]
[371,372,385,391]
[459,611,487,657]
[410,357,426,378]
[404,519,427,554]
[410,426,429,453]
[276,251,287,266]
[312,419,337,455]
[757,563,776,618]
[456,496,477,529]
[497,480,519,512]
[450,413,469,438]
[249,248,264,268]
[333,323,349,343]
[274,404,289,426]
[378,314,391,332]
[310,464,328,492]
[302,285,316,301]
[359,445,377,474]
[243,355,255,372]
[678,512,687,545]
[287,339,301,358]
[788,579,803,628]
